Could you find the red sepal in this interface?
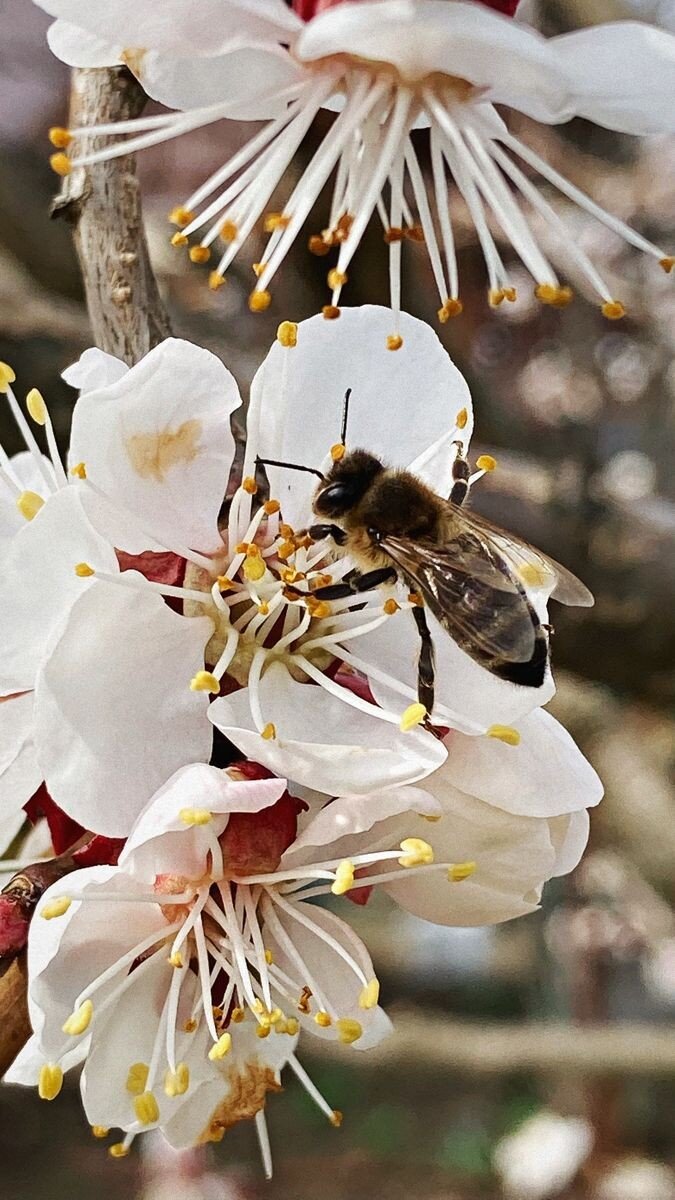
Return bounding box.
[24,784,83,855]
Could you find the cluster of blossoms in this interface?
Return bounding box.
[1,308,602,1169]
[39,0,674,332]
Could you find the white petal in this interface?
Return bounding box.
[138,45,305,114]
[69,338,240,555]
[282,786,441,868]
[0,486,119,695]
[47,19,123,66]
[349,605,554,736]
[296,0,572,119]
[251,306,473,528]
[5,1033,86,1086]
[0,693,42,846]
[34,582,214,836]
[120,762,287,880]
[384,793,556,926]
[209,661,447,795]
[553,23,675,134]
[548,809,590,878]
[263,901,392,1050]
[61,347,129,391]
[439,708,603,818]
[36,0,301,58]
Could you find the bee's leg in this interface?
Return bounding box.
[411,605,436,715]
[311,565,397,601]
[449,449,471,508]
[307,523,348,546]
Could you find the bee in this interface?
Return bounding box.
[258,391,593,716]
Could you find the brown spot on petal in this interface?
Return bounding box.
[125,419,202,483]
[198,1063,282,1142]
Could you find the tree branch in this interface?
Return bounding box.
[0,66,173,1076]
[51,66,171,362]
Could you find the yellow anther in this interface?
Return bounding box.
[126,1063,149,1096]
[449,860,477,883]
[489,288,506,307]
[50,152,72,176]
[399,702,427,732]
[487,724,521,746]
[178,806,212,825]
[383,225,404,243]
[277,320,298,348]
[336,1018,363,1045]
[476,454,497,472]
[70,461,87,479]
[329,442,346,463]
[189,671,220,695]
[298,987,312,1014]
[249,290,272,313]
[49,126,72,149]
[0,362,16,392]
[170,231,189,247]
[277,539,296,561]
[208,270,226,290]
[164,1063,189,1097]
[322,305,341,320]
[261,723,277,741]
[26,388,47,425]
[383,598,400,615]
[242,476,258,495]
[280,566,300,583]
[217,575,235,591]
[359,979,380,1010]
[308,233,331,256]
[269,1008,283,1026]
[256,1023,271,1038]
[134,1091,159,1126]
[602,300,626,320]
[660,256,674,274]
[109,1143,130,1159]
[308,600,331,620]
[279,523,295,539]
[285,1016,299,1036]
[501,287,516,302]
[551,285,574,308]
[264,499,280,515]
[535,283,573,308]
[399,837,434,868]
[264,211,290,232]
[407,591,424,607]
[91,1126,109,1139]
[265,948,274,965]
[386,334,404,351]
[243,555,266,582]
[311,573,333,590]
[17,491,44,521]
[236,540,250,554]
[327,268,348,289]
[208,1031,233,1061]
[220,219,238,242]
[169,205,195,228]
[183,1018,198,1033]
[314,1011,332,1028]
[331,1110,343,1127]
[456,407,468,430]
[40,896,71,919]
[169,952,183,968]
[252,261,265,277]
[189,245,211,264]
[251,999,265,1015]
[258,601,270,616]
[331,860,355,896]
[438,297,463,322]
[247,544,261,559]
[74,562,95,577]
[231,1006,245,1023]
[62,999,93,1036]
[518,562,549,588]
[38,1064,63,1101]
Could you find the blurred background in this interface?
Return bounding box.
[0,0,673,1197]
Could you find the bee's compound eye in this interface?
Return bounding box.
[317,481,351,513]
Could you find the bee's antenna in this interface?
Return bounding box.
[340,388,352,447]
[255,456,325,482]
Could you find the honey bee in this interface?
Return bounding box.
[258,392,593,715]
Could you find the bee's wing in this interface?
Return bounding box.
[446,504,594,608]
[381,531,538,664]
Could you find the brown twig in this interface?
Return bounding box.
[0,65,173,1075]
[51,66,171,363]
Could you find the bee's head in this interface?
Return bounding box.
[313,450,384,518]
